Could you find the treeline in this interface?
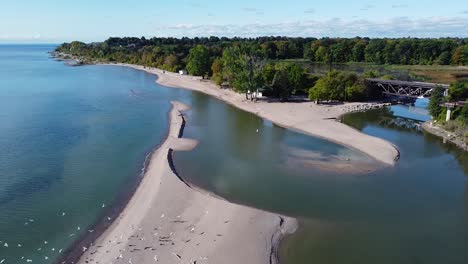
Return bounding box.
[57,37,468,71]
[56,37,468,102]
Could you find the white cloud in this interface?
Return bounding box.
[155,16,468,38]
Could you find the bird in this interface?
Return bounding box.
[3,243,8,247]
[26,259,32,263]
[62,212,66,216]
[256,129,259,133]
[0,258,5,263]
[102,204,106,208]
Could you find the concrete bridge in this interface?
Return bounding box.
[366,78,449,98]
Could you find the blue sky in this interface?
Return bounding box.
[1,0,467,43]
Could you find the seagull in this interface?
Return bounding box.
[77,226,81,231]
[102,204,106,208]
[160,214,165,218]
[256,129,259,133]
[3,243,8,247]
[82,246,87,252]
[44,241,48,245]
[44,256,49,260]
[59,248,63,253]
[0,258,5,263]
[51,248,55,251]
[18,244,22,247]
[26,259,32,263]
[154,255,158,262]
[62,212,66,216]
[107,217,112,221]
[29,219,34,222]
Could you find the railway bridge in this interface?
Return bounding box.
[366,78,449,98]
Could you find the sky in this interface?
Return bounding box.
[0,0,467,43]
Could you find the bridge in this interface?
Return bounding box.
[366,78,449,98]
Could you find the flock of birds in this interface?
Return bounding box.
[0,203,108,263]
[1,202,226,264]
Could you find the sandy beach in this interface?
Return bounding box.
[76,101,297,264]
[73,62,400,264]
[115,63,399,166]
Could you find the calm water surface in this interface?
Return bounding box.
[0,45,191,263]
[1,45,466,264]
[176,103,467,263]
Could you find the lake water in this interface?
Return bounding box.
[0,45,188,263]
[0,45,466,264]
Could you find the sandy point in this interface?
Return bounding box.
[76,100,297,264]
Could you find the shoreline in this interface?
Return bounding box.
[72,101,297,264]
[107,62,399,166]
[422,121,468,151]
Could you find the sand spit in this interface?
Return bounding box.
[76,101,297,264]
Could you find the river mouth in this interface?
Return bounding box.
[2,45,467,264]
[175,102,468,264]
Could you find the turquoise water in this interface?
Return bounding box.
[0,45,188,262]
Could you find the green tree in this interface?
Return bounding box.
[448,81,468,101]
[428,86,445,118]
[211,58,223,85]
[232,55,265,100]
[285,63,306,94]
[352,41,366,62]
[308,70,345,102]
[186,45,210,77]
[271,68,291,100]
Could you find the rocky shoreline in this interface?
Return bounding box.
[339,102,392,114]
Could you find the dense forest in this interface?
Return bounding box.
[56,37,468,101]
[57,36,468,67]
